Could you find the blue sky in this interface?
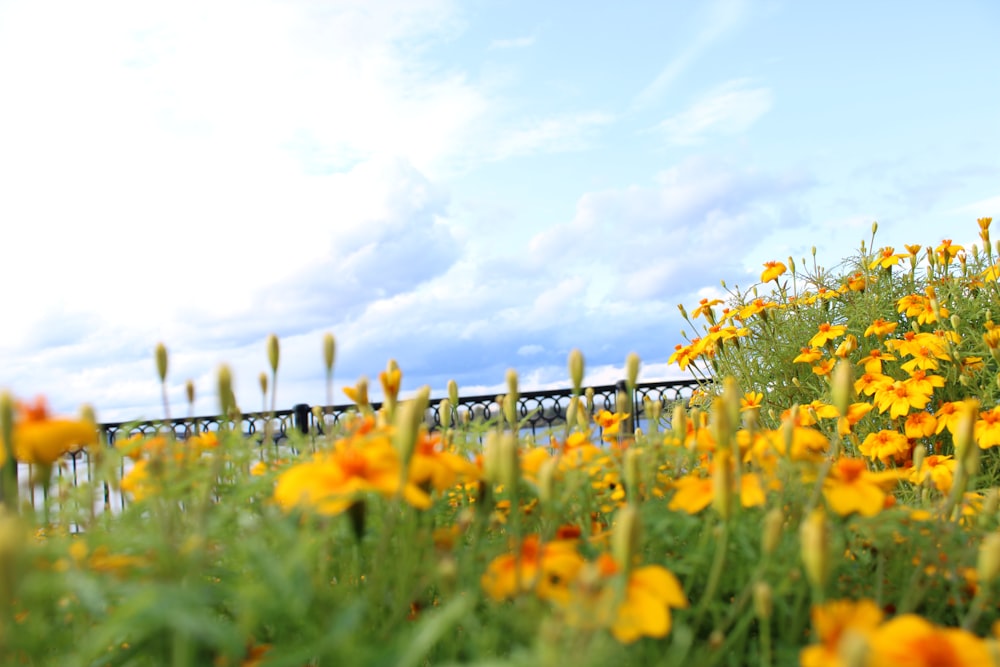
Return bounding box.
[0,0,997,422]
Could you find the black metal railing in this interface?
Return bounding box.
[31,378,704,512]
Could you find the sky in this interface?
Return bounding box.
[0,0,998,423]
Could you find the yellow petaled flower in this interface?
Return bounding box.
[974,406,1000,449]
[812,358,836,376]
[557,554,688,644]
[690,297,724,321]
[809,323,847,349]
[935,402,965,435]
[3,397,97,465]
[794,347,824,364]
[667,460,767,514]
[873,380,932,418]
[480,535,584,602]
[904,412,938,439]
[910,455,957,493]
[864,318,899,338]
[120,460,155,501]
[668,343,697,370]
[859,429,911,465]
[409,431,480,491]
[857,349,895,374]
[760,260,787,283]
[867,614,990,667]
[869,246,906,270]
[273,436,431,516]
[823,458,902,517]
[800,598,883,667]
[740,392,763,412]
[904,243,923,257]
[934,239,964,265]
[594,410,630,441]
[737,298,776,320]
[855,372,893,397]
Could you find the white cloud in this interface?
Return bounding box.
[632,0,747,109]
[654,79,772,145]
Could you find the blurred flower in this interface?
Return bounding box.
[2,396,97,465]
[761,261,787,283]
[867,614,989,666]
[800,598,883,667]
[823,458,902,517]
[860,430,911,465]
[909,455,956,493]
[480,534,584,602]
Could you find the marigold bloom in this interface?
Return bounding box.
[794,347,824,364]
[812,358,836,376]
[910,455,956,493]
[935,402,964,435]
[859,429,911,465]
[273,438,431,516]
[690,297,724,321]
[874,380,932,418]
[668,343,697,371]
[558,554,688,644]
[823,458,902,517]
[855,372,893,397]
[869,246,906,270]
[858,349,895,374]
[809,323,847,349]
[409,431,480,491]
[864,318,899,338]
[800,598,883,667]
[480,535,584,602]
[4,397,97,465]
[867,614,990,667]
[934,239,964,265]
[975,406,1000,449]
[740,392,763,412]
[904,412,938,439]
[760,260,787,283]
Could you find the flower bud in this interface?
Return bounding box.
[762,508,784,556]
[259,372,268,397]
[978,532,1000,585]
[497,432,520,491]
[831,360,855,417]
[871,221,878,235]
[647,399,662,434]
[537,456,557,507]
[323,332,336,373]
[954,399,979,471]
[568,349,585,395]
[185,380,195,406]
[448,379,459,408]
[503,393,517,428]
[623,448,640,501]
[217,365,235,417]
[439,398,452,431]
[612,504,641,571]
[800,508,830,590]
[506,369,519,406]
[394,386,430,468]
[712,450,733,520]
[566,397,578,432]
[753,582,773,620]
[155,342,168,382]
[266,334,280,375]
[585,387,595,415]
[671,405,688,447]
[626,352,640,389]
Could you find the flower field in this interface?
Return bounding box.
[3,219,1000,665]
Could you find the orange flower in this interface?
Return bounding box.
[480,535,584,602]
[800,598,883,667]
[823,458,902,517]
[904,412,938,439]
[869,246,906,270]
[794,347,824,364]
[760,260,787,283]
[935,239,964,265]
[690,297,724,321]
[3,396,97,465]
[867,614,990,666]
[859,430,910,465]
[809,323,847,348]
[857,349,896,374]
[864,318,899,338]
[910,455,956,493]
[874,380,932,418]
[974,406,1000,449]
[558,554,688,644]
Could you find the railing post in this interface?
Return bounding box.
[293,403,311,435]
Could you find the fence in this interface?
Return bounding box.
[32,378,705,511]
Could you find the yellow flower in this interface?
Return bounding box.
[273,436,431,516]
[869,246,906,270]
[873,379,931,418]
[910,455,956,493]
[859,429,910,465]
[974,406,1000,449]
[809,323,847,348]
[480,535,584,602]
[558,554,688,644]
[864,318,899,338]
[823,458,901,517]
[800,598,883,667]
[904,412,937,439]
[408,431,480,491]
[934,239,964,265]
[867,614,990,667]
[857,348,896,374]
[935,401,965,435]
[794,347,824,364]
[3,397,97,465]
[760,260,787,283]
[690,297,724,321]
[740,392,763,412]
